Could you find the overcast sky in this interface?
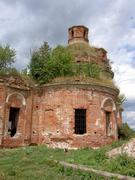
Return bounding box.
[0,0,135,129]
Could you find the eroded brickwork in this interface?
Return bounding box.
[30,83,119,148]
[68,25,89,45]
[0,25,122,148]
[0,84,32,148]
[0,82,121,148]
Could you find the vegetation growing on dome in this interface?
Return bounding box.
[29,42,102,84]
[0,42,116,88]
[67,43,105,59]
[0,67,19,77]
[67,43,114,80]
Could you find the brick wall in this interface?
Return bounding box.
[0,85,6,145]
[31,83,118,148]
[0,85,32,147]
[0,82,120,149]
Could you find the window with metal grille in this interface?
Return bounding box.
[75,109,86,134]
[106,111,111,135]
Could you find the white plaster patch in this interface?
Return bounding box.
[87,91,93,100]
[6,92,26,106]
[55,106,71,134]
[51,142,70,149]
[63,118,70,134]
[55,107,64,122]
[95,118,100,126]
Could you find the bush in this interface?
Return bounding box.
[118,123,135,140]
[73,63,101,78]
[0,68,20,77]
[29,43,74,84]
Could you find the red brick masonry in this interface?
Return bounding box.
[0,25,122,148]
[0,82,121,148]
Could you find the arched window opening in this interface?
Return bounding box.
[105,111,111,135]
[101,98,116,136]
[8,107,20,137]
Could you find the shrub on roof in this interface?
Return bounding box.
[29,42,102,84]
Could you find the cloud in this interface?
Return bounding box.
[123,110,135,129]
[0,0,115,69]
[122,100,135,129]
[0,0,135,128]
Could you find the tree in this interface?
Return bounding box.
[51,45,73,77]
[29,42,101,84]
[118,123,135,140]
[116,94,126,105]
[29,43,73,84]
[0,45,16,69]
[29,42,51,81]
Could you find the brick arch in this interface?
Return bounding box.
[101,97,116,112]
[6,92,26,106]
[101,97,117,137]
[4,92,26,138]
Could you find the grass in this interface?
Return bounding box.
[49,75,117,90]
[67,43,102,59]
[0,68,35,87]
[0,146,107,180]
[0,140,134,179]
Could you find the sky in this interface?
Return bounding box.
[0,0,135,129]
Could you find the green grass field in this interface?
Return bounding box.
[0,141,134,180]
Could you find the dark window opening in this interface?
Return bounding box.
[71,30,74,37]
[106,111,111,135]
[75,109,86,134]
[8,107,20,137]
[83,30,86,38]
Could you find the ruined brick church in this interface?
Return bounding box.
[0,26,122,148]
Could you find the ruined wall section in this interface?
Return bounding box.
[31,83,118,148]
[0,83,33,147]
[0,84,6,146]
[68,25,89,45]
[67,25,114,80]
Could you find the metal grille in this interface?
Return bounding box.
[75,109,86,134]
